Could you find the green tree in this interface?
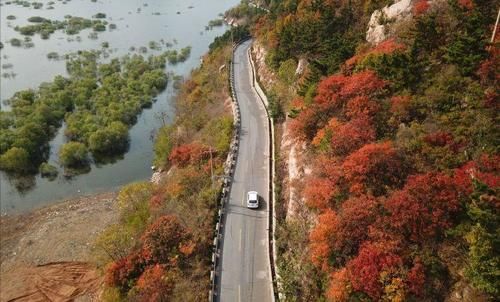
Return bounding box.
[445,8,488,76]
[39,162,58,179]
[59,142,88,167]
[0,147,31,172]
[117,182,152,233]
[88,121,129,154]
[278,58,297,85]
[464,181,500,295]
[153,125,175,167]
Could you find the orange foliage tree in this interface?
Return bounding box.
[326,268,351,302]
[105,251,147,292]
[141,215,192,265]
[310,195,379,270]
[309,209,339,270]
[304,155,344,209]
[132,264,175,301]
[304,177,337,210]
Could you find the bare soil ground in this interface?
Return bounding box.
[0,192,118,302]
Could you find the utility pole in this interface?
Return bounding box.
[491,8,500,43]
[209,146,214,187]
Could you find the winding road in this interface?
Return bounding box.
[217,40,274,302]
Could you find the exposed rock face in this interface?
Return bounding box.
[251,41,311,219]
[252,41,276,87]
[281,121,309,219]
[366,0,413,45]
[446,281,490,302]
[295,58,308,76]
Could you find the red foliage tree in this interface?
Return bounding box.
[168,143,209,167]
[289,106,325,141]
[371,38,406,54]
[458,0,474,10]
[345,39,406,70]
[292,71,385,141]
[345,96,380,119]
[413,0,430,16]
[335,195,379,255]
[407,258,425,297]
[453,154,500,195]
[423,131,462,153]
[390,95,413,124]
[331,117,376,156]
[314,71,385,110]
[134,264,174,301]
[383,172,462,242]
[423,131,454,147]
[105,251,146,291]
[313,117,376,156]
[478,53,499,85]
[483,89,498,109]
[304,156,344,209]
[347,242,403,300]
[342,142,404,196]
[338,70,386,100]
[314,74,347,107]
[141,215,191,265]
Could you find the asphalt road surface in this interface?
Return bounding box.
[218,40,273,302]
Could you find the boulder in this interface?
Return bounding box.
[366,0,413,45]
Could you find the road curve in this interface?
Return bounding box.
[218,40,273,302]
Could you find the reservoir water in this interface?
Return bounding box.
[0,0,239,213]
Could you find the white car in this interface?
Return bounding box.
[247,191,259,209]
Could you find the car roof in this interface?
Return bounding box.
[248,191,258,198]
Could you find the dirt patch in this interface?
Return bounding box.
[0,192,118,302]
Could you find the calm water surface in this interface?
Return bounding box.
[0,0,239,213]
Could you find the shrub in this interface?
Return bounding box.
[141,215,192,264]
[88,122,129,155]
[59,142,88,167]
[94,12,106,19]
[0,147,31,172]
[39,162,58,179]
[10,38,22,47]
[27,16,49,23]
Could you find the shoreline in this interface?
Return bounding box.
[0,190,119,301]
[1,188,120,217]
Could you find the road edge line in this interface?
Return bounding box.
[247,40,280,302]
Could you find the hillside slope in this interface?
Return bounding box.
[245,0,499,300]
